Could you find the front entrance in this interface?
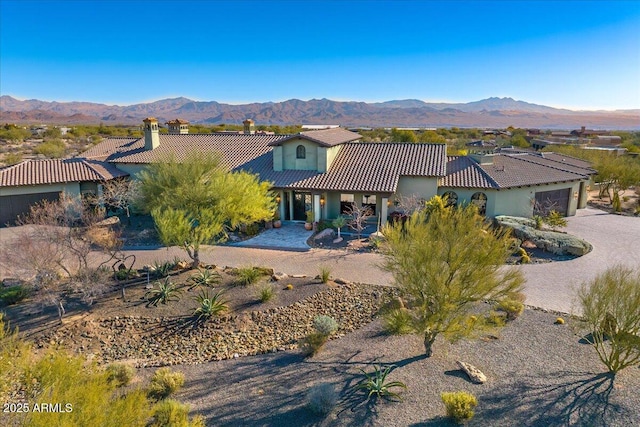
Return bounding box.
[284,191,312,221]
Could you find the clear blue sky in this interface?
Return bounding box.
[1,1,639,110]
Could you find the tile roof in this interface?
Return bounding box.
[507,153,597,175]
[478,155,587,188]
[257,143,447,193]
[440,157,499,189]
[82,137,142,161]
[270,128,361,147]
[539,152,596,172]
[0,159,129,187]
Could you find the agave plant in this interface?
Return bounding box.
[356,364,407,401]
[145,278,182,306]
[150,260,172,279]
[193,290,228,320]
[188,268,221,290]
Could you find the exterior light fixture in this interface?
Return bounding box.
[320,196,325,206]
[275,195,281,203]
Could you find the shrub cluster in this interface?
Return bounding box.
[441,391,478,423]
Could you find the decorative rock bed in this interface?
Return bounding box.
[35,284,397,367]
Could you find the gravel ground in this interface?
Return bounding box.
[150,308,639,427]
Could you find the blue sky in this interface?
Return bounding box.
[1,1,639,110]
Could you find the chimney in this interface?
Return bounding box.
[166,119,189,135]
[143,117,160,150]
[243,119,255,135]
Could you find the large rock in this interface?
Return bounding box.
[456,360,487,384]
[495,216,592,256]
[272,272,288,281]
[314,228,335,240]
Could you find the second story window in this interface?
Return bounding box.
[296,144,306,159]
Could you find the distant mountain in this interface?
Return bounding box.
[1,95,638,129]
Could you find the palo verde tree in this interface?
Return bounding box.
[137,152,275,268]
[382,197,524,356]
[576,265,640,374]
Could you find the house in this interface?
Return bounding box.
[0,158,128,225]
[0,117,595,226]
[84,118,593,223]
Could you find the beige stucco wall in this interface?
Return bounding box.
[395,176,439,203]
[438,180,585,218]
[0,182,80,197]
[113,163,147,179]
[273,146,283,171]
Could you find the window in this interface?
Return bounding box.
[340,194,354,214]
[296,145,306,159]
[471,192,487,215]
[442,191,458,207]
[362,194,376,215]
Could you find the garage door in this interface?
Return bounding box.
[0,192,60,226]
[534,188,570,216]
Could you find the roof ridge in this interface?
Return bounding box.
[78,158,108,180]
[466,157,501,188]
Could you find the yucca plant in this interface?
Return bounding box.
[145,279,182,306]
[193,290,228,320]
[188,268,221,290]
[356,364,407,401]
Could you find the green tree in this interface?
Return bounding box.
[576,265,640,373]
[138,153,275,268]
[381,199,524,356]
[391,128,418,143]
[418,130,446,143]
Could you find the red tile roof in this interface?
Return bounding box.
[0,159,129,187]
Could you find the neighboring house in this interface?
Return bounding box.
[80,118,594,225]
[0,158,128,225]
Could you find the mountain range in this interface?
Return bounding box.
[1,96,638,129]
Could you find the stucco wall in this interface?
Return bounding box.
[113,164,147,179]
[395,176,439,202]
[282,139,318,171]
[0,182,80,197]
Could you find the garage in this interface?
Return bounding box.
[0,191,60,226]
[534,188,570,216]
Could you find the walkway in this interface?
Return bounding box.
[230,221,312,251]
[1,207,638,313]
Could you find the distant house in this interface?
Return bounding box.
[0,118,595,226]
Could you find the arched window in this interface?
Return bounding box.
[471,192,487,215]
[442,191,458,207]
[296,145,306,159]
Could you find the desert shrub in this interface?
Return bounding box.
[149,399,205,427]
[148,368,185,400]
[319,266,331,283]
[244,222,260,236]
[34,139,66,158]
[188,268,221,289]
[369,236,383,250]
[105,363,135,387]
[484,311,507,327]
[316,220,333,232]
[145,279,182,306]
[193,290,228,320]
[306,383,338,416]
[532,214,544,230]
[115,268,136,281]
[517,247,531,264]
[383,309,414,335]
[544,210,568,229]
[496,298,525,321]
[234,266,262,286]
[150,260,173,279]
[356,364,407,401]
[300,332,329,357]
[441,391,478,424]
[257,285,275,303]
[313,315,338,336]
[0,285,30,305]
[576,265,640,373]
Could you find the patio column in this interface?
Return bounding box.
[381,197,389,226]
[288,191,294,221]
[313,194,321,222]
[278,191,285,221]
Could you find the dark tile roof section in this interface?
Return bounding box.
[440,157,499,189]
[81,137,142,161]
[508,153,597,175]
[259,143,447,193]
[101,134,289,169]
[0,159,129,187]
[478,155,587,189]
[269,128,361,147]
[539,152,596,173]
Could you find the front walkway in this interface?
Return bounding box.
[230,221,312,251]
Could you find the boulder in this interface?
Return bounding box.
[333,237,344,244]
[334,278,351,285]
[314,228,335,240]
[272,272,288,281]
[456,360,487,384]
